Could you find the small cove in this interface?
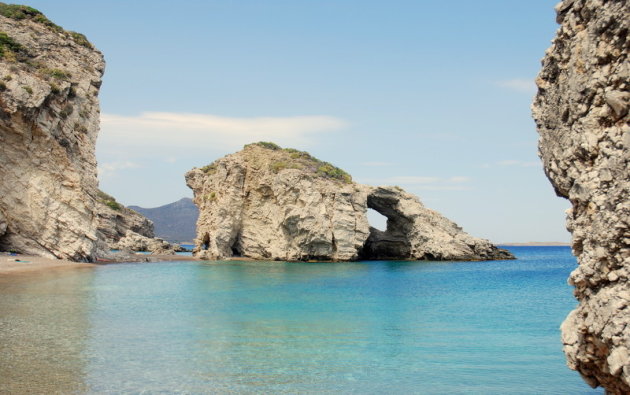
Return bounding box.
[0,246,603,394]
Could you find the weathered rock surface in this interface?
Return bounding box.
[95,190,154,245]
[185,142,514,262]
[532,0,630,392]
[0,6,104,261]
[92,190,188,257]
[112,230,184,255]
[0,208,6,238]
[362,186,514,261]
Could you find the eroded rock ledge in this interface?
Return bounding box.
[185,142,514,262]
[532,0,629,392]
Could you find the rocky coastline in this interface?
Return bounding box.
[186,142,514,262]
[533,0,630,392]
[0,6,104,261]
[0,6,184,262]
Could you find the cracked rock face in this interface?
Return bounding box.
[95,195,184,256]
[532,0,630,392]
[185,143,513,262]
[362,186,513,261]
[95,190,155,247]
[111,230,184,255]
[0,9,105,261]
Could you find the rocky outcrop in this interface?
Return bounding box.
[532,0,629,392]
[93,190,187,256]
[111,230,184,255]
[0,209,6,238]
[185,142,514,262]
[95,190,154,245]
[362,186,514,261]
[0,5,104,261]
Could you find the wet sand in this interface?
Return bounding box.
[0,253,198,275]
[0,254,95,275]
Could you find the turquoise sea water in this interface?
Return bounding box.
[0,247,603,394]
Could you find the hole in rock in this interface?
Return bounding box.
[201,233,210,250]
[360,193,412,260]
[367,208,387,231]
[230,234,242,257]
[231,244,242,257]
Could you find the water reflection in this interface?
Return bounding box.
[0,268,95,394]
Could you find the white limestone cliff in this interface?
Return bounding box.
[0,6,104,261]
[186,143,514,262]
[0,6,169,261]
[532,0,630,392]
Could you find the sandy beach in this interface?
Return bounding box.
[0,254,96,275]
[0,253,198,276]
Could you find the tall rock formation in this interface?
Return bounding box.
[0,5,104,261]
[185,142,514,262]
[532,0,629,392]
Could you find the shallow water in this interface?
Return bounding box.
[0,247,602,394]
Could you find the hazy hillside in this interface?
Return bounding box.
[129,198,198,243]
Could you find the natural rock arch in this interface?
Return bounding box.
[201,233,210,251]
[186,143,514,262]
[361,188,413,259]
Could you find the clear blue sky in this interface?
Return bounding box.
[25,0,568,243]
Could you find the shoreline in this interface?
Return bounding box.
[0,254,97,275]
[500,242,571,246]
[0,253,199,276]
[0,244,569,275]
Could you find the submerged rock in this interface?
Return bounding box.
[0,6,104,261]
[532,0,630,392]
[185,142,513,262]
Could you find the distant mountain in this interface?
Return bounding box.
[129,198,198,243]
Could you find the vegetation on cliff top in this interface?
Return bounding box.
[97,190,122,211]
[0,3,61,31]
[200,142,352,183]
[251,141,353,183]
[0,2,93,48]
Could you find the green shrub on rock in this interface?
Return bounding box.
[69,31,92,48]
[201,163,217,174]
[0,32,24,59]
[316,163,352,183]
[245,141,281,151]
[97,190,122,211]
[0,3,63,32]
[105,200,121,211]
